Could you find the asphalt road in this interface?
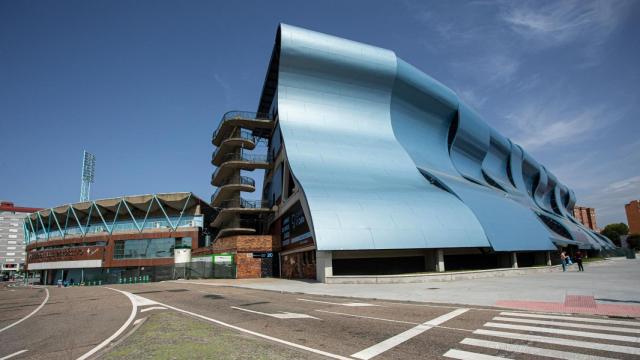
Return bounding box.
[1,281,639,359]
[0,283,130,359]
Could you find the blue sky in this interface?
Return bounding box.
[1,0,638,226]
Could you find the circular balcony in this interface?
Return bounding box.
[210,176,256,207]
[211,152,271,186]
[212,111,274,147]
[210,199,271,228]
[211,129,256,166]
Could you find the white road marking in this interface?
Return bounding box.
[76,288,138,360]
[499,311,640,327]
[461,338,616,360]
[484,322,640,343]
[351,308,469,360]
[315,309,420,325]
[493,316,640,334]
[444,349,510,360]
[120,291,351,360]
[0,288,49,333]
[231,306,319,319]
[297,298,379,307]
[169,280,225,286]
[140,306,167,313]
[474,329,640,356]
[133,319,144,325]
[0,350,28,360]
[131,294,159,307]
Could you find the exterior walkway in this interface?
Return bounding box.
[176,257,640,316]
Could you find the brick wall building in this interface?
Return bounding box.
[625,200,640,235]
[573,206,599,231]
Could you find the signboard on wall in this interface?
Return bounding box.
[281,202,312,247]
[27,246,104,264]
[213,255,233,264]
[252,252,273,259]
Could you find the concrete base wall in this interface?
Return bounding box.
[324,264,561,284]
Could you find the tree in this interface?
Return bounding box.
[601,223,629,246]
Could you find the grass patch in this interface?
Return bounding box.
[103,311,320,360]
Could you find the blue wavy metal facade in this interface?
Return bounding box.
[262,24,614,252]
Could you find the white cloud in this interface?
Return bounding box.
[500,0,631,64]
[505,104,607,150]
[605,175,640,193]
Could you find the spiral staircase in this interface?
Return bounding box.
[210,111,274,240]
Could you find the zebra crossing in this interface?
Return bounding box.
[443,310,640,359]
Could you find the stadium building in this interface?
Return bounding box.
[24,193,217,284]
[204,24,616,282]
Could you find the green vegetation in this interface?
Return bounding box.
[601,223,629,246]
[103,311,319,360]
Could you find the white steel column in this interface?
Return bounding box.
[436,249,445,272]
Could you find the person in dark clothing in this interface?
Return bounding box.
[575,251,584,272]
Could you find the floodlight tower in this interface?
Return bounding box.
[80,150,96,202]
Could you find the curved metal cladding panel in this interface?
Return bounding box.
[390,67,556,251]
[273,24,611,252]
[276,24,490,251]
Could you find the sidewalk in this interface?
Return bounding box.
[177,258,640,316]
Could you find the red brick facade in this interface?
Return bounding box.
[193,235,278,279]
[573,206,598,231]
[626,200,640,235]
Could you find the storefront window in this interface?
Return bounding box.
[113,238,177,259]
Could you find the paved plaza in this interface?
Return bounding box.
[0,258,638,359]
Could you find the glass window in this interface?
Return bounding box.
[113,238,177,259]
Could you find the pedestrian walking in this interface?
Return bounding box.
[575,251,584,272]
[560,251,567,272]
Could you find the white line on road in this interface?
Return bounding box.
[231,306,319,319]
[122,291,351,360]
[461,337,616,360]
[443,349,510,360]
[297,298,379,307]
[76,288,139,360]
[493,316,640,334]
[499,311,640,327]
[474,329,640,356]
[169,280,226,286]
[0,288,49,333]
[140,306,167,313]
[484,322,640,343]
[315,309,420,325]
[0,350,28,360]
[351,308,469,360]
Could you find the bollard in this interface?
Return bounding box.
[98,280,102,286]
[119,278,123,284]
[128,277,132,284]
[138,276,142,283]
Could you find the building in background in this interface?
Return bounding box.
[625,200,640,235]
[573,206,599,231]
[24,193,216,284]
[0,201,42,275]
[205,24,615,283]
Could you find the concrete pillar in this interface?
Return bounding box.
[546,251,552,266]
[315,250,333,282]
[511,252,518,268]
[436,249,445,272]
